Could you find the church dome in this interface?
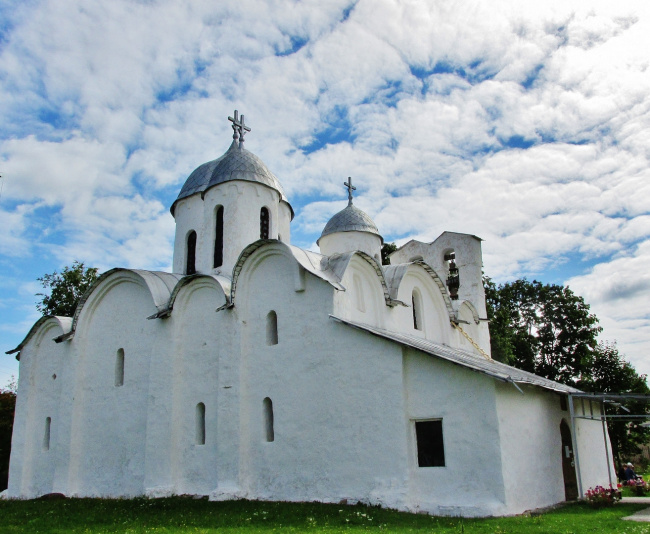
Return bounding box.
[318,204,383,245]
[171,140,293,218]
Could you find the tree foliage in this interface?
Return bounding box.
[0,378,16,491]
[579,342,650,465]
[484,277,601,385]
[381,242,397,265]
[36,261,99,317]
[485,277,650,467]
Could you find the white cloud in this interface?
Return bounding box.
[1,0,650,379]
[567,239,650,376]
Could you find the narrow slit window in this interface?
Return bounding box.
[196,403,206,445]
[353,274,365,312]
[415,420,445,467]
[266,311,278,346]
[213,206,224,268]
[260,207,270,239]
[115,348,125,387]
[263,397,274,442]
[186,231,197,275]
[43,417,51,451]
[412,289,423,331]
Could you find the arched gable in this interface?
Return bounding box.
[458,300,480,325]
[324,251,397,307]
[6,316,72,358]
[231,239,345,304]
[148,274,231,319]
[231,240,304,306]
[384,260,455,320]
[171,274,230,310]
[386,262,453,343]
[333,253,388,325]
[54,269,182,343]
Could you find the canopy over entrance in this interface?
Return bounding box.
[568,393,650,498]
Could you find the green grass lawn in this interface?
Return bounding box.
[1,497,650,534]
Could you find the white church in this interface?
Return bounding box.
[5,112,613,516]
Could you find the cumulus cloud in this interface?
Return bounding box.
[1,0,650,384]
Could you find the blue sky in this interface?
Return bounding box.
[1,0,650,386]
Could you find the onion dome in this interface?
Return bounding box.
[171,127,293,218]
[317,203,383,245]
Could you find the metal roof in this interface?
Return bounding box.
[330,315,581,394]
[171,141,293,218]
[230,240,347,302]
[6,316,72,357]
[318,204,383,244]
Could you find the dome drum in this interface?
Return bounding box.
[318,203,383,260]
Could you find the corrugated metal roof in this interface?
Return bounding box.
[330,315,581,394]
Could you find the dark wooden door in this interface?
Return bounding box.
[560,420,578,500]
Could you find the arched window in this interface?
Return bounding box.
[412,289,423,331]
[260,207,270,239]
[196,403,206,445]
[115,348,124,387]
[186,231,197,275]
[213,206,224,268]
[263,397,274,442]
[266,311,278,346]
[43,417,51,451]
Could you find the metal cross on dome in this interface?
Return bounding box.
[228,110,251,145]
[344,177,356,206]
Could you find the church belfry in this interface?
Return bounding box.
[170,111,293,276]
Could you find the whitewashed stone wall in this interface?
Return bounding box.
[401,347,507,516]
[7,238,615,516]
[319,230,382,261]
[172,181,292,276]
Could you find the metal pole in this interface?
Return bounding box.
[600,401,613,488]
[569,394,584,498]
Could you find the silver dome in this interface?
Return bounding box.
[171,141,293,218]
[318,204,383,245]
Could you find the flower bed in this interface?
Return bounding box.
[584,485,621,508]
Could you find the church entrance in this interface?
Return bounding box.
[560,420,578,500]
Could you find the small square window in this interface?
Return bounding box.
[415,420,445,467]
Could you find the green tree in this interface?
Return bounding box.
[36,261,99,317]
[579,342,650,467]
[484,278,602,385]
[0,377,17,491]
[381,242,397,265]
[486,277,650,468]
